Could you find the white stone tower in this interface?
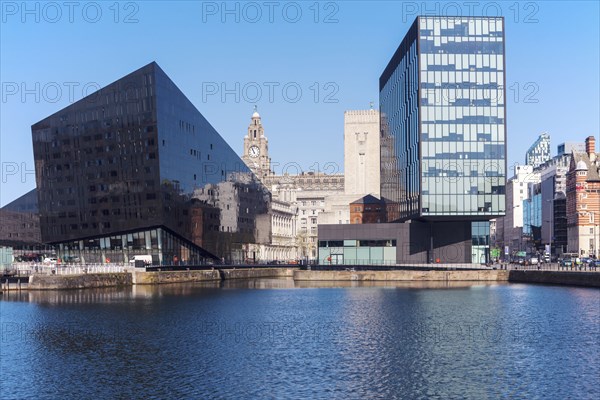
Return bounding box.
[242,106,271,179]
[344,108,380,197]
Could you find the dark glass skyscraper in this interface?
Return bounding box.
[380,16,506,222]
[32,62,269,264]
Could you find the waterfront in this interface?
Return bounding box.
[1,280,599,399]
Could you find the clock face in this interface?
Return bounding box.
[249,145,260,158]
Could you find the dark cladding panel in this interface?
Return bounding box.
[31,62,271,262]
[31,63,161,244]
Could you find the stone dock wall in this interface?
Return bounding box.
[508,270,600,288]
[132,269,221,285]
[220,268,296,280]
[28,273,132,290]
[294,269,509,282]
[5,268,599,291]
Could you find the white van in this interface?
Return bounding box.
[129,255,153,265]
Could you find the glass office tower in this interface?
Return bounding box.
[380,16,506,222]
[32,62,269,264]
[379,16,506,263]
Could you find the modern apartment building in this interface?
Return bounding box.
[31,62,270,264]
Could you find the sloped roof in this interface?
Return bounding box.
[571,152,600,181]
[350,194,383,205]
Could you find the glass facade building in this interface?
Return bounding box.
[523,183,542,250]
[318,239,397,266]
[525,132,551,169]
[32,62,270,264]
[380,16,506,221]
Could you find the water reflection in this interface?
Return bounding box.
[292,280,509,289]
[1,279,510,304]
[1,280,598,399]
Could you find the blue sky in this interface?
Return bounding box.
[1,0,599,206]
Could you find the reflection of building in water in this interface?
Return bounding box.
[192,172,270,261]
[31,62,271,264]
[0,189,50,265]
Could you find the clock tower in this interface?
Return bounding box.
[242,106,271,178]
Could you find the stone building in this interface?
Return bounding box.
[263,175,344,260]
[240,108,383,261]
[344,109,380,197]
[241,106,272,179]
[239,110,342,261]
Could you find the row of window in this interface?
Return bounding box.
[419,17,503,34]
[319,240,397,248]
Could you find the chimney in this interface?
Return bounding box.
[586,136,596,162]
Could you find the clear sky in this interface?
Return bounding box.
[1,0,598,206]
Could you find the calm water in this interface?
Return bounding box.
[1,280,599,399]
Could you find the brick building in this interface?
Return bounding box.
[566,136,600,257]
[350,195,385,224]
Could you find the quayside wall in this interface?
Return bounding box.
[294,269,509,282]
[220,268,296,280]
[12,268,600,290]
[132,269,221,285]
[508,270,600,288]
[28,273,132,290]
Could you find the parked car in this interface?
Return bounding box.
[560,258,573,268]
[581,257,592,265]
[529,257,539,265]
[129,255,153,265]
[43,257,58,264]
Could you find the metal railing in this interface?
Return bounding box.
[6,262,128,276]
[498,262,599,272]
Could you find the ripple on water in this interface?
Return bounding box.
[0,283,598,399]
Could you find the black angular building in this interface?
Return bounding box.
[32,62,269,264]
